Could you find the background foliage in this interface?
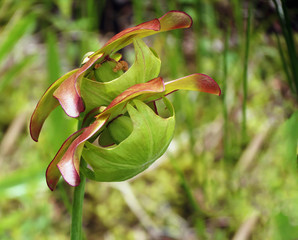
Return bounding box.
[0,0,297,239]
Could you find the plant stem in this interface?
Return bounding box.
[242,1,252,145]
[223,26,229,160]
[273,0,298,96]
[275,32,294,92]
[70,159,87,240]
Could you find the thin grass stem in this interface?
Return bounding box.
[242,2,252,145]
[273,0,298,96]
[275,32,294,92]
[223,26,230,159]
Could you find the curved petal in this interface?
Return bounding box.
[95,11,192,55]
[30,69,78,142]
[99,77,165,117]
[99,19,161,54]
[164,73,221,96]
[57,115,109,187]
[46,130,83,190]
[53,53,104,118]
[158,10,193,31]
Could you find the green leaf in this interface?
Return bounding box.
[81,99,175,181]
[80,38,161,113]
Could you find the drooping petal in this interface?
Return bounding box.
[53,53,104,118]
[30,69,78,142]
[164,73,221,96]
[158,10,193,31]
[94,11,192,55]
[81,38,161,113]
[98,19,160,54]
[46,130,83,190]
[56,115,109,187]
[81,99,175,182]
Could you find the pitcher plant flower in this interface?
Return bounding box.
[30,11,221,191]
[30,10,193,142]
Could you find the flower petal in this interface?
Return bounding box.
[99,77,165,117]
[46,130,83,191]
[56,114,109,187]
[164,73,221,96]
[94,11,192,55]
[30,69,78,142]
[158,10,193,31]
[53,53,104,117]
[99,19,161,54]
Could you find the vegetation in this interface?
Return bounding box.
[0,0,297,239]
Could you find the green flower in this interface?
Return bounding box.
[29,11,221,190]
[30,11,193,142]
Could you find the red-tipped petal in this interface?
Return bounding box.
[53,53,104,118]
[57,115,109,186]
[159,10,193,31]
[164,74,221,96]
[46,130,83,191]
[102,18,161,52]
[30,69,78,142]
[92,11,193,56]
[100,77,165,115]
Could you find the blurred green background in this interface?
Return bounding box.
[0,0,297,239]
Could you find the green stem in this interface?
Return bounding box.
[223,26,229,160]
[273,0,298,96]
[242,1,252,145]
[70,159,87,240]
[275,32,294,92]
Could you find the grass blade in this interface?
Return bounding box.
[223,27,230,160]
[0,14,35,64]
[242,2,252,145]
[273,0,298,96]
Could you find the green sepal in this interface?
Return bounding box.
[80,38,161,113]
[81,98,175,182]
